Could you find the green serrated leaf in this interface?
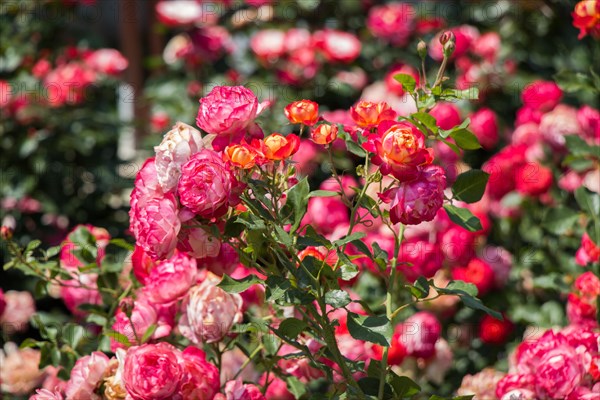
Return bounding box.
[277,318,308,340]
[452,170,489,203]
[333,232,367,248]
[347,313,392,346]
[325,290,352,308]
[389,373,421,397]
[444,204,482,232]
[309,190,340,198]
[393,73,416,93]
[451,129,481,150]
[286,177,311,232]
[218,275,263,293]
[411,112,438,134]
[287,376,307,398]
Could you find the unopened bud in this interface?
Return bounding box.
[443,41,456,58]
[439,31,455,46]
[417,40,427,59]
[1,226,13,240]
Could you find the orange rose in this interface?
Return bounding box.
[263,133,300,160]
[572,0,600,39]
[224,144,258,169]
[310,123,338,145]
[349,101,397,129]
[284,100,319,126]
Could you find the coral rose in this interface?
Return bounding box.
[350,101,397,129]
[284,100,319,126]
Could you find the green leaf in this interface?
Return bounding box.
[286,376,307,398]
[411,112,438,134]
[337,253,360,280]
[412,277,431,298]
[575,188,600,217]
[62,324,86,349]
[346,141,367,157]
[442,281,478,297]
[393,73,416,92]
[358,377,393,397]
[458,294,502,320]
[451,129,481,150]
[347,312,393,346]
[105,330,131,346]
[439,118,471,139]
[218,275,263,293]
[25,240,42,253]
[543,207,579,234]
[333,232,367,248]
[325,290,352,308]
[265,276,292,302]
[309,190,340,198]
[263,335,281,356]
[452,170,490,203]
[141,324,157,344]
[444,204,482,232]
[109,238,134,251]
[565,135,593,155]
[277,318,308,340]
[389,373,421,397]
[286,177,310,232]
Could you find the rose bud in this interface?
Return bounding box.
[350,101,397,129]
[263,133,301,160]
[310,123,338,145]
[417,40,427,59]
[469,108,499,150]
[401,311,441,359]
[284,100,319,126]
[224,143,259,169]
[439,30,455,45]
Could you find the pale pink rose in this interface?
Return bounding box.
[481,246,513,287]
[155,0,215,26]
[313,30,361,63]
[111,297,173,349]
[129,158,181,260]
[85,49,128,75]
[30,388,64,400]
[179,346,220,400]
[335,67,368,91]
[360,81,418,116]
[65,352,110,400]
[457,368,505,399]
[284,28,312,53]
[367,3,416,46]
[154,122,204,192]
[0,343,44,395]
[43,62,96,107]
[583,168,600,193]
[177,149,238,219]
[473,32,501,62]
[559,170,585,192]
[250,29,286,61]
[195,86,267,145]
[320,176,359,199]
[423,338,453,384]
[162,33,193,65]
[512,122,542,146]
[41,366,66,394]
[500,388,536,400]
[177,226,222,259]
[577,105,600,144]
[291,139,322,176]
[0,290,35,333]
[496,374,536,398]
[400,311,441,359]
[179,275,243,344]
[521,80,563,112]
[539,105,582,149]
[381,165,446,226]
[143,251,198,304]
[215,380,265,400]
[122,343,183,400]
[470,108,499,150]
[60,274,102,317]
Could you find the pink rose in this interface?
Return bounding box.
[85,49,128,75]
[177,149,238,219]
[60,224,110,270]
[539,105,582,150]
[250,30,286,62]
[30,388,64,400]
[367,3,416,46]
[0,344,44,395]
[179,275,243,344]
[190,26,233,61]
[261,375,294,400]
[515,163,553,196]
[131,245,157,285]
[496,374,536,399]
[401,311,442,358]
[301,196,349,235]
[452,258,496,296]
[123,343,183,400]
[429,25,479,61]
[575,235,600,267]
[577,105,600,144]
[179,346,220,400]
[313,30,361,63]
[155,0,214,26]
[483,144,528,200]
[111,297,174,349]
[143,251,198,304]
[215,380,266,400]
[470,108,499,150]
[472,32,501,62]
[196,243,239,276]
[65,352,110,400]
[153,122,204,193]
[515,106,543,126]
[195,86,267,147]
[380,165,446,225]
[43,63,96,107]
[177,226,222,259]
[0,290,36,333]
[521,80,563,112]
[535,346,588,399]
[0,288,6,318]
[481,246,513,287]
[129,158,181,260]
[430,102,462,130]
[277,340,324,382]
[60,274,102,318]
[398,239,443,281]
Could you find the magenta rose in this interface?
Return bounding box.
[65,352,110,400]
[521,80,563,112]
[196,243,240,276]
[215,380,266,400]
[177,226,222,259]
[123,343,183,400]
[398,239,443,281]
[179,346,220,400]
[381,165,446,225]
[470,108,499,150]
[535,346,588,399]
[496,374,536,399]
[143,251,198,304]
[366,3,415,46]
[177,149,238,219]
[430,102,462,130]
[195,85,266,143]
